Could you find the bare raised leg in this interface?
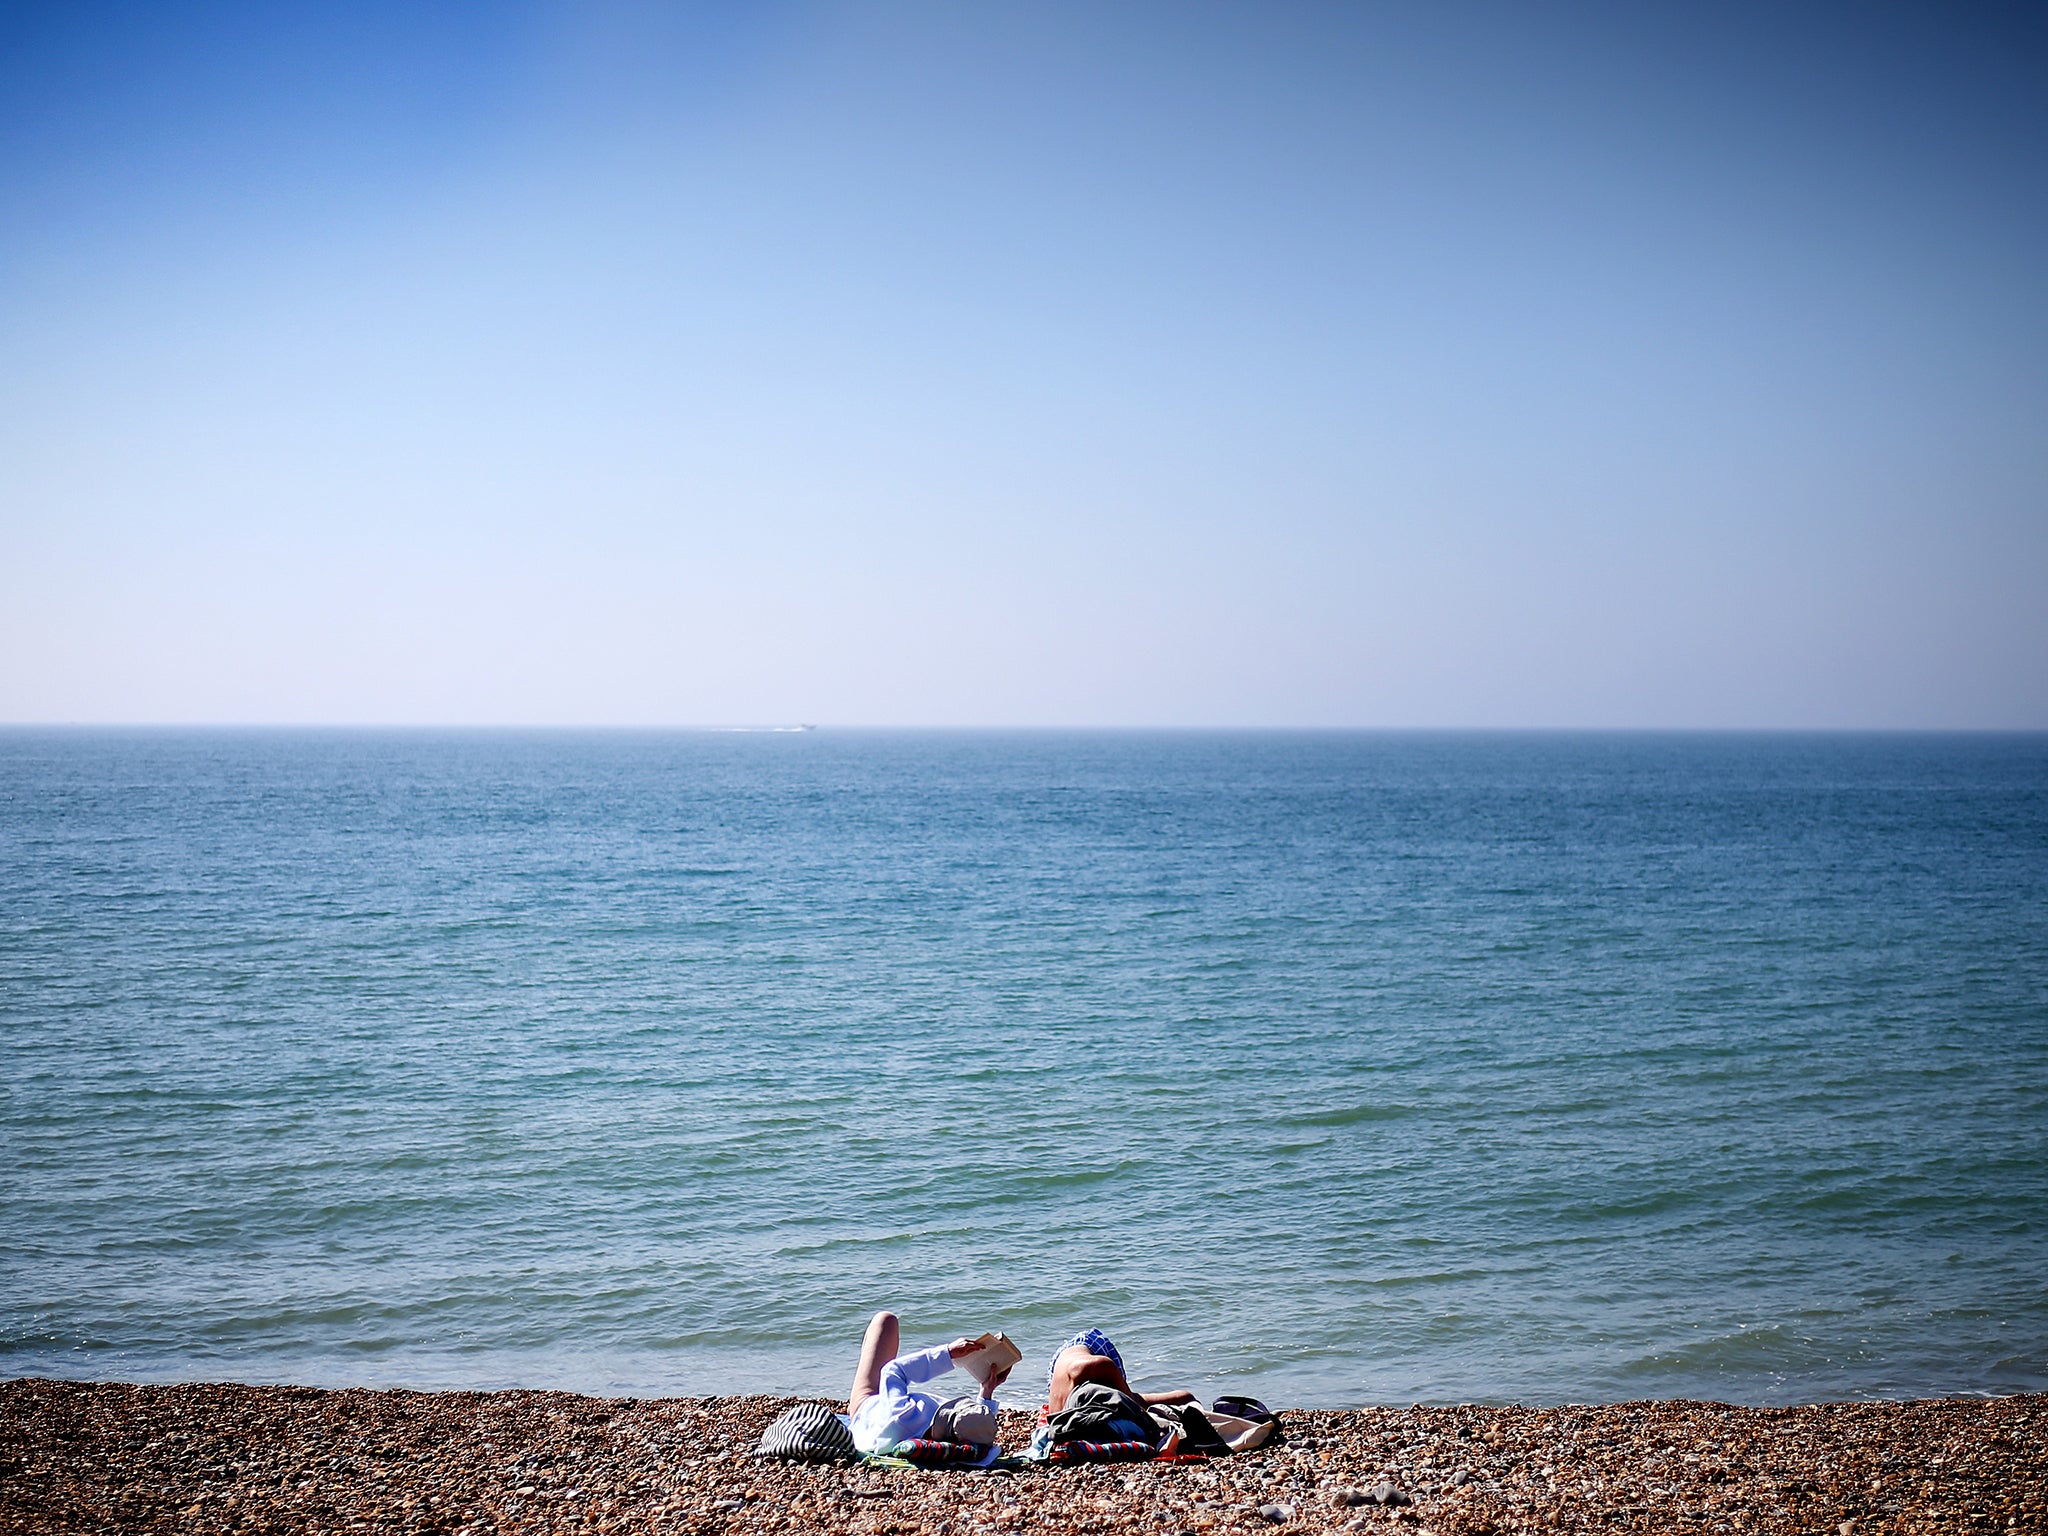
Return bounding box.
[847,1310,900,1415]
[1047,1343,1195,1412]
[1047,1344,1132,1413]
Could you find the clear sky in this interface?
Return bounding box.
[2,0,2042,727]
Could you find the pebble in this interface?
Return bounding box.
[1256,1502,1295,1522]
[2,1380,2041,1536]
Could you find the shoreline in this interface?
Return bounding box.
[3,1380,2042,1534]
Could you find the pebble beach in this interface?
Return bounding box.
[2,1380,2041,1535]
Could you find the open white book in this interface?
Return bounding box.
[955,1331,1023,1387]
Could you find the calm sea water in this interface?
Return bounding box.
[3,729,2044,1407]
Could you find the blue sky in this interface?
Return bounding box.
[2,0,2042,726]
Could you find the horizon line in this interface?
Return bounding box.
[4,721,2046,735]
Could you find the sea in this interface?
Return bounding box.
[3,729,2044,1408]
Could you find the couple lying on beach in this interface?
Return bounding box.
[825,1309,1274,1467]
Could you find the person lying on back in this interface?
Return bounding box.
[845,1309,1014,1456]
[1045,1327,1195,1412]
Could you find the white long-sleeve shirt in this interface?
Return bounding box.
[845,1344,963,1454]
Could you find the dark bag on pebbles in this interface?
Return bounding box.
[1209,1395,1274,1425]
[1203,1398,1280,1452]
[755,1402,858,1462]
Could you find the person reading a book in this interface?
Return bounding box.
[1045,1327,1197,1413]
[845,1310,1017,1456]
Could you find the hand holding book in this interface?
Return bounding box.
[949,1332,1023,1396]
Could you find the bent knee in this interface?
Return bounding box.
[1050,1348,1126,1401]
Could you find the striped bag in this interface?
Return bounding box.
[754,1402,858,1463]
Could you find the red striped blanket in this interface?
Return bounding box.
[1045,1438,1158,1463]
[893,1438,995,1467]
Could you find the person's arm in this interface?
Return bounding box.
[1140,1389,1197,1405]
[936,1337,1013,1401]
[977,1365,1012,1401]
[880,1344,958,1392]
